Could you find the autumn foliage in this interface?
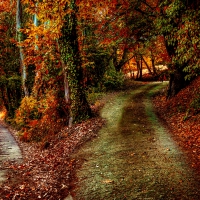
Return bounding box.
[15,91,68,141]
[0,0,199,140]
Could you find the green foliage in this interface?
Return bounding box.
[176,9,200,80]
[165,0,186,18]
[103,60,124,91]
[0,10,22,118]
[15,96,39,128]
[190,94,200,112]
[7,75,22,89]
[156,0,200,82]
[84,48,110,88]
[87,90,105,105]
[184,92,200,121]
[0,75,22,90]
[15,91,68,141]
[0,75,7,86]
[103,70,125,91]
[0,74,22,118]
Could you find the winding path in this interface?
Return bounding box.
[0,124,22,183]
[70,82,200,200]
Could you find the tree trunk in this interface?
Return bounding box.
[163,33,188,97]
[63,67,72,127]
[115,48,129,72]
[16,0,29,97]
[167,67,188,98]
[136,59,142,80]
[60,0,91,123]
[142,56,152,74]
[167,68,187,98]
[139,57,143,80]
[112,47,118,70]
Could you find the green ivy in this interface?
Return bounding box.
[60,0,91,123]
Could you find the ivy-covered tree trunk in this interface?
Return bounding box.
[60,0,91,124]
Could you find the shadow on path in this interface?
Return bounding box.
[70,82,200,200]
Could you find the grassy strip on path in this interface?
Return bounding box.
[70,82,200,200]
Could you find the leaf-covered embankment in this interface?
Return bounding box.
[153,77,200,172]
[0,116,105,199]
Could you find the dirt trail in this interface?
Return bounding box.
[70,82,200,200]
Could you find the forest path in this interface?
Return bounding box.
[0,124,22,184]
[70,82,200,200]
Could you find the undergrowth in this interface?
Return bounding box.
[14,91,68,142]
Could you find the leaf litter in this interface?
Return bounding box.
[0,116,105,200]
[153,76,200,173]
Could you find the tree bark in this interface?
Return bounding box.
[115,48,129,72]
[163,33,188,97]
[142,56,152,74]
[60,0,91,123]
[150,51,157,75]
[16,0,29,97]
[167,68,188,98]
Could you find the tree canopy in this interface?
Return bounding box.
[0,0,199,140]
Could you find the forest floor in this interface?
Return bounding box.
[0,78,200,199]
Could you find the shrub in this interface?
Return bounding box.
[184,92,200,121]
[15,91,68,141]
[190,93,200,113]
[15,96,39,128]
[103,70,124,91]
[87,90,105,105]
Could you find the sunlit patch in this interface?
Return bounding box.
[0,110,6,120]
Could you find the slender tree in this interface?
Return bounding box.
[16,0,29,96]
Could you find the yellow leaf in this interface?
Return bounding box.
[102,179,113,184]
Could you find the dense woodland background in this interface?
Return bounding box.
[0,0,200,141]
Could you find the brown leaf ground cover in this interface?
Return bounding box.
[153,76,200,173]
[0,116,105,200]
